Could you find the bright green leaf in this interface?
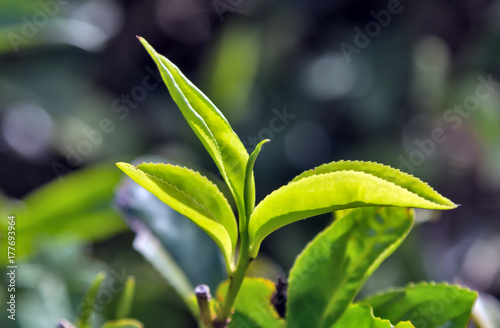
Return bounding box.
[292,160,455,208]
[361,282,478,328]
[249,161,456,256]
[244,139,270,228]
[216,277,285,328]
[78,272,107,328]
[332,304,416,328]
[116,162,237,272]
[101,319,144,328]
[138,37,249,218]
[286,207,414,328]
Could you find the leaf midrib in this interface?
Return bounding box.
[161,56,234,132]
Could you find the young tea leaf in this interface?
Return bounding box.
[116,162,237,272]
[292,160,455,208]
[286,207,414,328]
[331,304,416,328]
[244,139,270,229]
[249,161,456,256]
[216,277,285,328]
[360,282,478,328]
[138,37,249,218]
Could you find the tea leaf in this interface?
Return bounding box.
[286,207,414,328]
[249,161,455,256]
[244,139,270,226]
[361,282,478,328]
[138,37,249,217]
[331,304,416,328]
[292,160,455,208]
[116,162,237,272]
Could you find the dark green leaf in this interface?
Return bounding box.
[332,304,416,328]
[286,207,414,328]
[361,282,478,328]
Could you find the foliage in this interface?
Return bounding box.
[0,163,127,265]
[114,38,477,328]
[58,272,143,328]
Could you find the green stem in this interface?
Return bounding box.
[217,233,252,325]
[216,140,268,326]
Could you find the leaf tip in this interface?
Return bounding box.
[116,162,137,175]
[116,162,129,169]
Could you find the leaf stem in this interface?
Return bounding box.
[217,231,252,326]
[216,140,268,326]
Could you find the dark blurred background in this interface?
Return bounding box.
[1,0,500,327]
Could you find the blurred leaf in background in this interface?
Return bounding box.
[1,163,127,264]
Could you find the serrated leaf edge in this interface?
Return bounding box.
[291,160,456,207]
[137,162,234,215]
[250,170,454,252]
[139,38,244,210]
[118,163,235,270]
